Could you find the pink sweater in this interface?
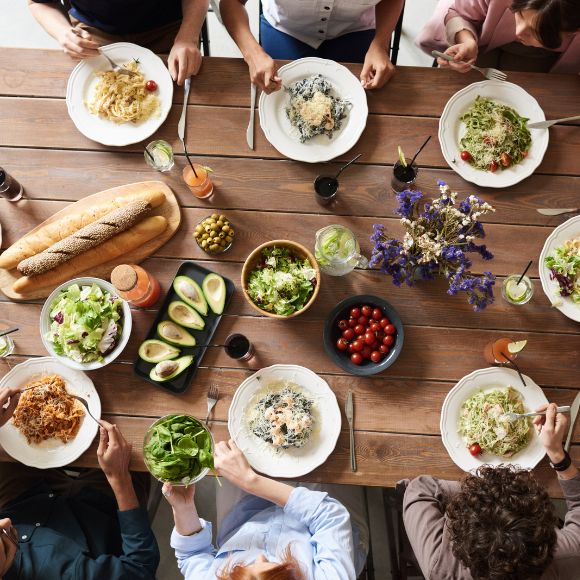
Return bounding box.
[416,0,580,74]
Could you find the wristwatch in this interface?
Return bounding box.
[549,450,572,471]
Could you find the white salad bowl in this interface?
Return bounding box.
[40,277,132,371]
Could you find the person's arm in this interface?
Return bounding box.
[168,0,209,85]
[402,475,461,578]
[219,0,281,93]
[27,0,100,59]
[0,386,20,427]
[360,0,404,89]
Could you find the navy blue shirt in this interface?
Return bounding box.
[1,482,159,580]
[31,0,182,35]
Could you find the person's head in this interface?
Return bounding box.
[510,0,580,48]
[0,518,17,579]
[217,548,305,580]
[446,465,557,580]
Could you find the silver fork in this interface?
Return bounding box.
[503,405,570,422]
[205,384,219,425]
[346,390,356,472]
[432,50,507,81]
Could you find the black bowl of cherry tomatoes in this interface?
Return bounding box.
[323,295,404,376]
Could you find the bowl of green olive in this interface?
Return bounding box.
[193,214,235,255]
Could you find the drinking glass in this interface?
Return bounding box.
[144,140,174,172]
[315,225,368,276]
[502,275,534,306]
[391,158,418,193]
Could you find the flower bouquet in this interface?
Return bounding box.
[370,181,496,311]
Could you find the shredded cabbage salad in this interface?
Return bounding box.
[545,237,580,304]
[47,283,123,363]
[458,387,531,458]
[460,96,531,171]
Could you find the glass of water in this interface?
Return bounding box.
[144,140,174,172]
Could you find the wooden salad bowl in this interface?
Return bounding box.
[241,239,321,319]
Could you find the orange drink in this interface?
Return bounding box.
[111,264,161,308]
[484,338,519,364]
[182,164,213,199]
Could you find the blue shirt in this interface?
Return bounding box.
[30,0,182,35]
[171,486,358,579]
[1,482,159,580]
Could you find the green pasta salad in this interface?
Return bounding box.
[459,96,531,172]
[458,387,531,458]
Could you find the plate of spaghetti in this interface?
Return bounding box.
[66,42,173,146]
[0,358,100,468]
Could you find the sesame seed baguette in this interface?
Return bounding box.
[17,201,152,276]
[0,189,165,270]
[12,215,168,294]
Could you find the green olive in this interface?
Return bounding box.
[209,243,220,252]
[218,231,226,239]
[225,235,233,243]
[228,228,235,237]
[193,231,200,239]
[219,214,226,221]
[222,224,230,233]
[202,233,209,240]
[195,224,203,233]
[219,239,227,247]
[213,236,220,243]
[211,213,219,219]
[216,220,224,228]
[201,239,208,248]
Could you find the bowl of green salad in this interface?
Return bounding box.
[242,240,321,319]
[40,277,132,370]
[143,414,214,485]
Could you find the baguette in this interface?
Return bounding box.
[12,215,168,294]
[18,201,152,276]
[0,189,165,270]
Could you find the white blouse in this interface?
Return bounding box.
[262,0,379,48]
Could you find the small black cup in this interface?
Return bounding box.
[314,176,339,206]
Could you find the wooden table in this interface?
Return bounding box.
[0,49,579,497]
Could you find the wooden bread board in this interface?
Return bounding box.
[0,181,180,301]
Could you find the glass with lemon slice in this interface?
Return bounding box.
[144,140,174,172]
[391,146,418,193]
[502,274,534,306]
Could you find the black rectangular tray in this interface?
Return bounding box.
[133,261,235,394]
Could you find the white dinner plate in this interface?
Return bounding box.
[259,57,368,163]
[228,364,341,478]
[440,367,548,472]
[0,358,101,469]
[539,215,580,322]
[66,42,173,146]
[439,80,548,188]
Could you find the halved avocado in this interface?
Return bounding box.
[202,273,226,315]
[150,355,194,382]
[173,276,208,316]
[157,321,196,347]
[139,339,180,363]
[168,301,205,330]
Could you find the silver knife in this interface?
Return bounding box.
[346,390,356,472]
[564,392,580,453]
[177,77,191,147]
[246,83,256,150]
[528,115,580,129]
[536,208,578,216]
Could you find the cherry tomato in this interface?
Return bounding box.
[145,80,158,92]
[372,308,383,320]
[336,338,349,351]
[383,335,395,347]
[364,332,375,345]
[521,150,528,158]
[338,319,348,331]
[370,351,383,363]
[348,343,356,354]
[348,318,358,328]
[361,305,372,317]
[351,353,363,365]
[379,344,390,354]
[380,318,390,328]
[354,324,365,335]
[500,152,511,167]
[468,443,482,457]
[384,324,396,335]
[460,150,472,161]
[351,340,364,352]
[489,160,498,172]
[343,328,355,341]
[358,315,368,326]
[361,346,372,359]
[350,307,361,318]
[370,322,381,333]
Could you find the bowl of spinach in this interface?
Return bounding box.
[143,414,214,485]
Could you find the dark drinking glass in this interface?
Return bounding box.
[314,175,338,206]
[224,333,254,360]
[0,168,23,201]
[391,159,418,193]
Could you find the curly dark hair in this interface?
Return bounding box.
[446,465,557,580]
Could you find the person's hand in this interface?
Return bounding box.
[214,439,256,488]
[97,420,132,482]
[360,41,395,89]
[57,27,100,60]
[168,39,203,86]
[0,387,20,428]
[533,403,569,463]
[245,48,281,94]
[437,39,478,73]
[162,482,195,509]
